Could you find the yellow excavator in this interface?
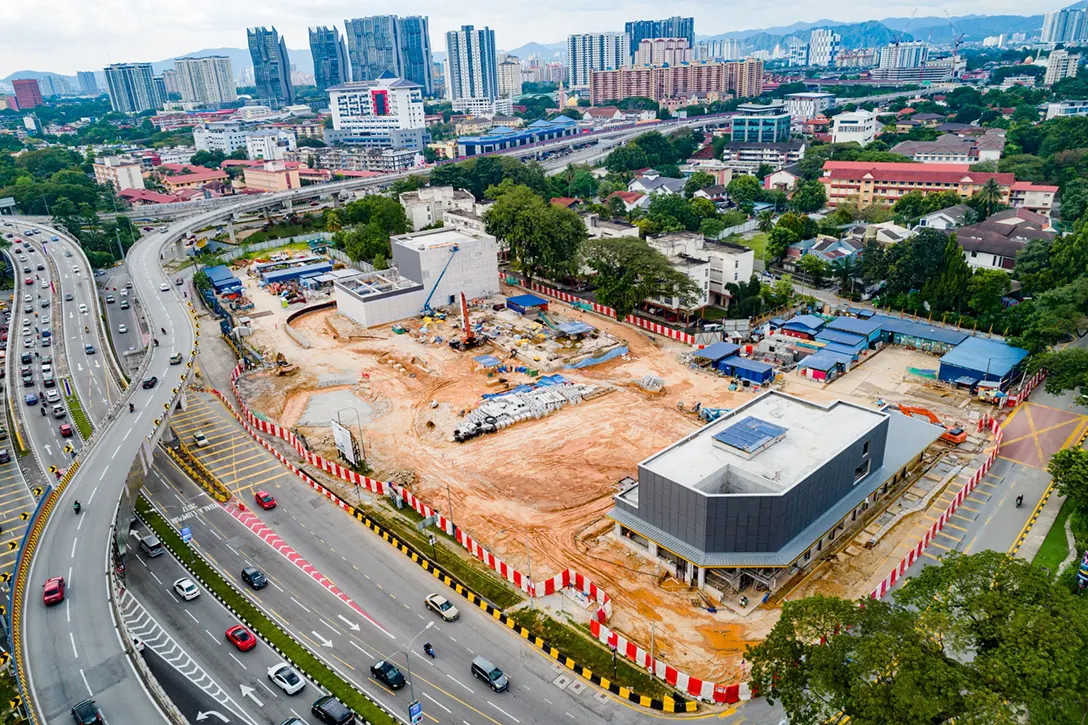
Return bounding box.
[274,352,299,376]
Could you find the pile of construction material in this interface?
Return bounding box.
[453,377,603,442]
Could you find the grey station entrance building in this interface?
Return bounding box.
[610,391,942,599]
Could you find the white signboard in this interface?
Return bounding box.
[331,419,357,466]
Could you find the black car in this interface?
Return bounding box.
[311,695,354,725]
[141,376,158,389]
[0,450,11,464]
[70,699,103,724]
[369,660,406,690]
[241,566,267,589]
[20,353,31,364]
[36,264,44,271]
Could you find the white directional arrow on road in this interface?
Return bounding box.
[43,444,53,456]
[195,711,230,722]
[94,360,101,368]
[76,363,83,372]
[311,631,334,647]
[337,614,361,632]
[238,684,263,707]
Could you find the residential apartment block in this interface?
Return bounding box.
[174,56,237,106]
[830,110,876,146]
[783,92,834,122]
[445,25,498,104]
[567,32,629,89]
[1045,50,1079,86]
[819,161,1057,215]
[11,79,43,109]
[497,55,523,99]
[104,62,162,113]
[634,38,693,67]
[807,29,841,67]
[309,26,350,92]
[247,27,293,108]
[719,140,805,173]
[343,16,433,94]
[731,102,791,143]
[625,17,694,56]
[93,156,145,191]
[589,59,763,105]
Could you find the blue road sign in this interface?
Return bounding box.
[409,699,423,724]
[181,526,192,543]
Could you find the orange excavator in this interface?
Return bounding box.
[898,404,968,445]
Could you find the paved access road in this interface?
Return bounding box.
[21,218,195,724]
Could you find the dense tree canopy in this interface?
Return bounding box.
[582,237,699,319]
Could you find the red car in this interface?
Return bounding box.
[43,576,65,605]
[226,625,256,651]
[59,423,73,437]
[254,490,276,510]
[23,278,32,286]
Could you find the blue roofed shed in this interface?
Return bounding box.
[815,329,868,355]
[799,349,853,378]
[205,265,242,293]
[873,315,968,353]
[694,341,741,362]
[779,314,827,339]
[827,316,882,343]
[938,337,1028,389]
[556,321,594,336]
[262,262,332,285]
[506,294,549,315]
[716,356,776,384]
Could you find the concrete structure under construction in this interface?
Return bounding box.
[334,228,500,329]
[610,391,942,596]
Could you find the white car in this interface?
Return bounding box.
[173,578,200,601]
[159,283,169,292]
[45,390,60,404]
[267,663,306,695]
[193,432,209,447]
[78,304,88,314]
[118,324,127,333]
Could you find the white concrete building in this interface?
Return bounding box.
[1043,99,1088,119]
[445,25,499,104]
[645,232,755,309]
[808,29,841,67]
[497,55,523,99]
[783,92,834,123]
[193,122,249,153]
[235,105,275,120]
[646,233,710,313]
[399,186,478,230]
[634,38,692,67]
[450,97,514,116]
[93,156,145,191]
[245,128,297,161]
[174,56,237,106]
[334,270,426,329]
[567,32,629,89]
[830,110,876,146]
[393,228,500,308]
[1045,50,1080,86]
[326,76,427,150]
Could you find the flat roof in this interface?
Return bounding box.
[872,315,969,346]
[641,391,885,496]
[693,341,740,362]
[800,349,853,372]
[506,294,548,308]
[393,228,487,252]
[939,336,1028,377]
[780,314,826,333]
[815,329,867,348]
[827,316,882,337]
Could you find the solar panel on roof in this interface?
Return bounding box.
[712,416,789,454]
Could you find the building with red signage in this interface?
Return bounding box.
[12,79,43,109]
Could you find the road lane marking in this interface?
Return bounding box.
[424,692,451,714]
[291,596,311,613]
[258,680,278,697]
[228,653,247,671]
[70,537,78,558]
[79,668,93,696]
[488,702,520,723]
[70,632,78,659]
[185,610,199,624]
[446,673,473,692]
[205,629,220,645]
[349,640,372,658]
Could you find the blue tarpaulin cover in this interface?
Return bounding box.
[473,354,502,368]
[693,341,740,362]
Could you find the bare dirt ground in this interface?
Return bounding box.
[231,274,993,684]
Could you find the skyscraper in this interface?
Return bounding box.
[497,56,522,99]
[174,56,237,106]
[625,17,694,57]
[1042,8,1086,44]
[309,26,350,92]
[77,71,98,95]
[162,69,179,95]
[103,63,161,113]
[152,76,168,107]
[698,39,741,61]
[247,26,294,108]
[343,15,433,94]
[1045,49,1080,85]
[444,25,498,102]
[567,32,629,89]
[12,79,43,108]
[808,29,841,67]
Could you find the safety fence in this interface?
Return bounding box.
[1006,369,1045,408]
[524,281,698,346]
[215,362,747,704]
[868,413,1003,600]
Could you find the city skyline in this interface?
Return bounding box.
[0,0,1072,77]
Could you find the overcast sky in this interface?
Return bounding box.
[0,0,1064,77]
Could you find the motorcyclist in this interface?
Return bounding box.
[73,501,80,514]
[84,325,88,333]
[161,327,166,335]
[39,405,45,417]
[1016,494,1024,507]
[129,402,135,413]
[423,642,435,657]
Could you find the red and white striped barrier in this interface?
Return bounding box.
[526,281,696,345]
[868,415,1003,599]
[1006,370,1045,408]
[220,362,757,700]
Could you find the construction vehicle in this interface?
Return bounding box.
[897,404,968,445]
[273,352,299,376]
[420,245,459,317]
[449,292,482,351]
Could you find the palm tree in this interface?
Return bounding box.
[757,209,775,233]
[834,256,857,295]
[972,178,1003,219]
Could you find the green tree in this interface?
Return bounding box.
[757,209,774,233]
[646,194,700,232]
[1013,236,1056,296]
[1032,348,1088,400]
[699,217,725,239]
[967,177,1005,219]
[342,195,408,236]
[189,149,226,168]
[582,236,699,319]
[967,268,1011,322]
[689,196,717,220]
[726,174,763,205]
[484,185,586,283]
[833,256,857,294]
[767,226,799,261]
[859,239,887,286]
[567,169,598,199]
[1049,226,1088,287]
[605,143,650,174]
[324,209,343,233]
[926,237,972,313]
[606,195,627,219]
[798,254,831,287]
[683,171,716,197]
[790,180,827,213]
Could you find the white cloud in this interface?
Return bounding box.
[0,0,1061,76]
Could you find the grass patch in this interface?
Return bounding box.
[737,232,768,261]
[235,241,313,261]
[240,224,324,245]
[508,609,678,701]
[364,500,524,609]
[63,388,93,439]
[136,497,395,725]
[1034,499,1073,577]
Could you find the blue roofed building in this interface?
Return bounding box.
[798,349,854,381]
[205,265,242,294]
[777,314,828,340]
[826,316,882,344]
[610,391,943,595]
[457,115,578,157]
[938,337,1028,390]
[814,328,868,357]
[872,315,968,354]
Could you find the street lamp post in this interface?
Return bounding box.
[395,620,434,719]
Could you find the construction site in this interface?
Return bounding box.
[206,239,1016,689]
